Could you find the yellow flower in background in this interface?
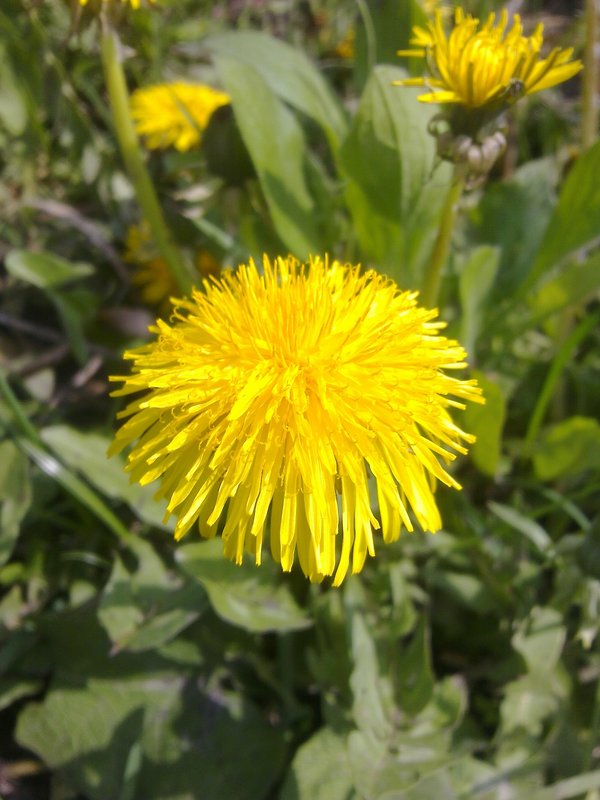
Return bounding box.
[110,255,483,585]
[396,8,582,109]
[124,224,220,309]
[130,83,230,152]
[79,0,148,8]
[334,28,356,60]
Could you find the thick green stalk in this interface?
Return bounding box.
[421,170,464,309]
[100,21,192,294]
[582,0,599,150]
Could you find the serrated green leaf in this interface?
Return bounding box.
[395,616,434,716]
[98,537,207,653]
[350,611,393,740]
[176,540,311,633]
[339,66,452,285]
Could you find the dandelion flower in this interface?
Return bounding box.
[130,83,230,152]
[395,8,582,109]
[110,256,483,585]
[79,0,149,8]
[124,223,221,310]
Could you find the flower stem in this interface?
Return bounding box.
[100,20,192,295]
[582,0,599,150]
[421,169,464,309]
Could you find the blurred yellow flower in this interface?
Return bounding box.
[79,0,148,8]
[395,8,582,109]
[334,28,356,60]
[110,255,482,585]
[124,224,220,309]
[130,83,230,152]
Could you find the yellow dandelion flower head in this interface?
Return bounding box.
[395,7,582,109]
[130,82,230,152]
[109,255,483,585]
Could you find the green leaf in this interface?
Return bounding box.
[530,140,600,285]
[488,501,553,556]
[529,770,600,800]
[469,158,557,300]
[206,30,347,151]
[16,606,287,800]
[512,607,565,676]
[0,440,31,566]
[395,616,434,716]
[280,727,355,800]
[461,371,505,477]
[458,247,501,354]
[350,611,393,739]
[176,539,312,633]
[500,673,562,737]
[0,41,27,135]
[339,66,452,285]
[98,537,207,652]
[533,417,600,480]
[0,677,41,712]
[528,250,600,322]
[4,249,94,289]
[215,56,323,258]
[40,425,172,530]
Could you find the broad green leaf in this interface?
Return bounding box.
[395,615,434,716]
[530,140,600,285]
[339,66,452,285]
[98,537,207,652]
[512,607,565,676]
[528,250,600,322]
[215,56,322,258]
[350,611,393,739]
[462,371,505,477]
[500,673,562,736]
[459,247,501,354]
[378,769,458,800]
[206,30,347,151]
[0,440,31,566]
[176,539,311,633]
[40,425,172,530]
[16,606,287,800]
[533,417,600,480]
[5,249,94,288]
[280,727,356,800]
[469,157,557,300]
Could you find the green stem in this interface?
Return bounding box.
[355,0,376,75]
[582,0,599,150]
[421,169,465,309]
[100,20,192,295]
[523,311,599,452]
